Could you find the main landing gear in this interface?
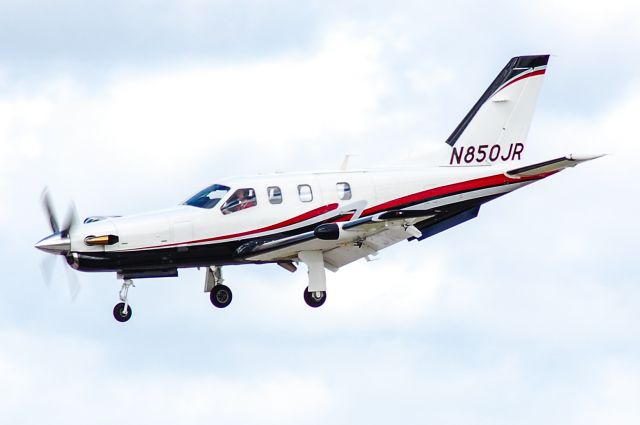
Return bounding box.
[211,284,232,308]
[205,266,232,308]
[303,287,326,308]
[113,279,134,323]
[203,263,328,310]
[299,251,328,309]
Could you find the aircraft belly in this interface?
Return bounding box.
[72,240,245,273]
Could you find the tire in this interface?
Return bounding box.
[113,302,132,322]
[210,284,233,308]
[303,287,326,308]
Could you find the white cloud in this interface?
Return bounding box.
[0,28,389,221]
[575,359,640,425]
[535,83,640,160]
[99,30,384,160]
[0,28,385,173]
[524,0,640,38]
[0,327,334,425]
[230,253,448,331]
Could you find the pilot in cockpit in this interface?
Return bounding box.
[222,188,257,214]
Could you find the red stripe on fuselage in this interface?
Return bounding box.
[362,171,555,217]
[496,69,546,94]
[132,203,339,250]
[128,170,556,251]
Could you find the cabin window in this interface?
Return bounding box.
[267,186,282,204]
[336,182,352,200]
[298,184,313,202]
[220,188,257,214]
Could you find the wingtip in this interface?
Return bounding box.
[567,153,607,162]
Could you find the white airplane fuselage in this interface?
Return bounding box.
[63,162,543,274]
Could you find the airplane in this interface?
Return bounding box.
[35,54,602,323]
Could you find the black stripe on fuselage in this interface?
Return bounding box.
[70,219,327,273]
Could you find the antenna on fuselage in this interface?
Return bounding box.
[340,154,357,171]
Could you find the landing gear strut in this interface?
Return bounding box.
[299,251,328,308]
[113,279,134,322]
[205,266,232,308]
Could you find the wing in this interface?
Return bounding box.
[241,201,482,270]
[238,211,433,269]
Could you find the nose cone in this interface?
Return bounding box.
[35,232,71,254]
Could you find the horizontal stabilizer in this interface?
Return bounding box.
[506,154,604,178]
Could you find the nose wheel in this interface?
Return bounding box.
[113,279,134,322]
[113,302,132,322]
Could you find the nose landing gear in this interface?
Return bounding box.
[113,279,134,322]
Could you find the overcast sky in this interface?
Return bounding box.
[1,1,639,424]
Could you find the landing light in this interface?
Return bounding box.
[84,235,119,246]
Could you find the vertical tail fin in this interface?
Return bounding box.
[446,55,550,166]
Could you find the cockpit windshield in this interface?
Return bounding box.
[183,184,230,209]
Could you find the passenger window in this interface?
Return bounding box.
[298,184,313,202]
[220,188,257,214]
[267,186,282,204]
[336,182,352,200]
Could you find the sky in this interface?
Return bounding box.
[1,0,639,423]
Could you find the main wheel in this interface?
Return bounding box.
[113,302,132,322]
[210,284,233,308]
[303,287,326,308]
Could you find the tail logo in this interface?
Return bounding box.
[450,143,524,165]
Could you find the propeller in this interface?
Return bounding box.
[38,187,81,301]
[42,188,60,234]
[41,188,77,237]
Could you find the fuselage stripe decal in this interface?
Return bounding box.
[361,171,555,217]
[496,69,545,94]
[132,203,339,250]
[128,171,556,251]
